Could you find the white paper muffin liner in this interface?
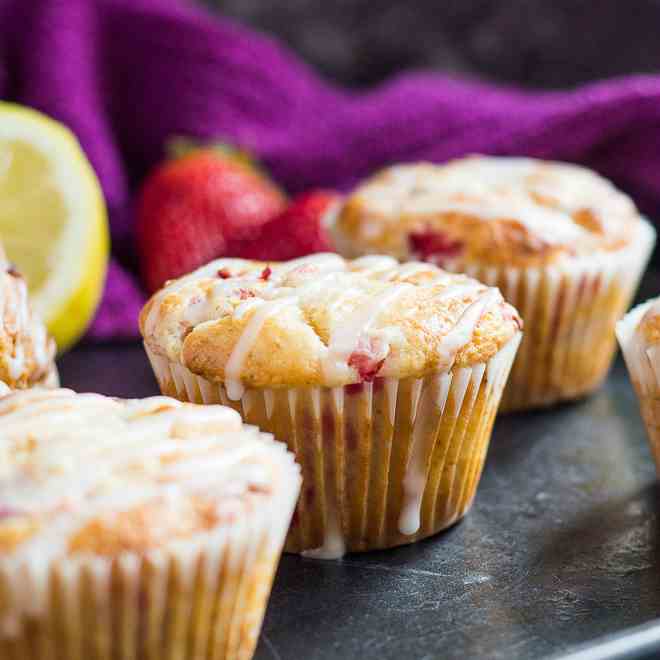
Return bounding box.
[616,300,660,473]
[0,450,300,660]
[145,332,521,557]
[451,218,656,411]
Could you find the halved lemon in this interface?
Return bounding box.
[0,102,109,352]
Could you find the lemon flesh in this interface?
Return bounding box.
[0,103,109,352]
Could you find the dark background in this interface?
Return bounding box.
[202,0,660,89]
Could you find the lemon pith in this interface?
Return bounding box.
[0,102,109,352]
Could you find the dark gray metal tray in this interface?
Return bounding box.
[57,279,660,660]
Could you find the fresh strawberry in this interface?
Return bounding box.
[136,145,286,293]
[229,190,341,261]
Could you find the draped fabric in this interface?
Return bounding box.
[2,0,659,339]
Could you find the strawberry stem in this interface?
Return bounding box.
[165,136,256,169]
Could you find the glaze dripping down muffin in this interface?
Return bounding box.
[0,388,300,659]
[141,254,522,557]
[140,253,521,395]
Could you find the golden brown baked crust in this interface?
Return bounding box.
[0,389,299,558]
[638,300,660,345]
[140,253,521,391]
[0,244,57,389]
[330,156,644,268]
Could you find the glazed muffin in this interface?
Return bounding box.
[141,253,522,556]
[329,156,656,411]
[617,299,660,473]
[0,388,300,660]
[0,243,58,390]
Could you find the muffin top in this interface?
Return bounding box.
[0,244,57,389]
[330,156,645,267]
[0,389,299,562]
[636,300,660,345]
[140,253,521,396]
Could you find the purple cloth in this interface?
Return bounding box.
[2,0,660,340]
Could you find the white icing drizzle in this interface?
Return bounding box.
[299,386,345,560]
[396,287,502,536]
[384,378,399,426]
[351,157,639,248]
[349,255,398,274]
[224,269,350,400]
[398,374,452,536]
[302,513,345,560]
[286,252,346,273]
[390,261,434,280]
[438,288,502,369]
[225,299,291,401]
[409,196,588,244]
[5,344,24,380]
[143,253,515,396]
[29,322,49,370]
[234,297,264,320]
[143,260,232,339]
[433,282,485,302]
[287,389,298,419]
[410,379,423,423]
[263,389,275,420]
[332,386,344,418]
[0,389,296,567]
[322,283,412,381]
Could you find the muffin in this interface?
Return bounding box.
[0,244,58,390]
[329,156,656,411]
[141,253,522,556]
[617,299,660,472]
[0,388,300,660]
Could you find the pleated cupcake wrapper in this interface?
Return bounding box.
[145,332,521,555]
[454,218,656,411]
[616,301,660,474]
[0,468,299,660]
